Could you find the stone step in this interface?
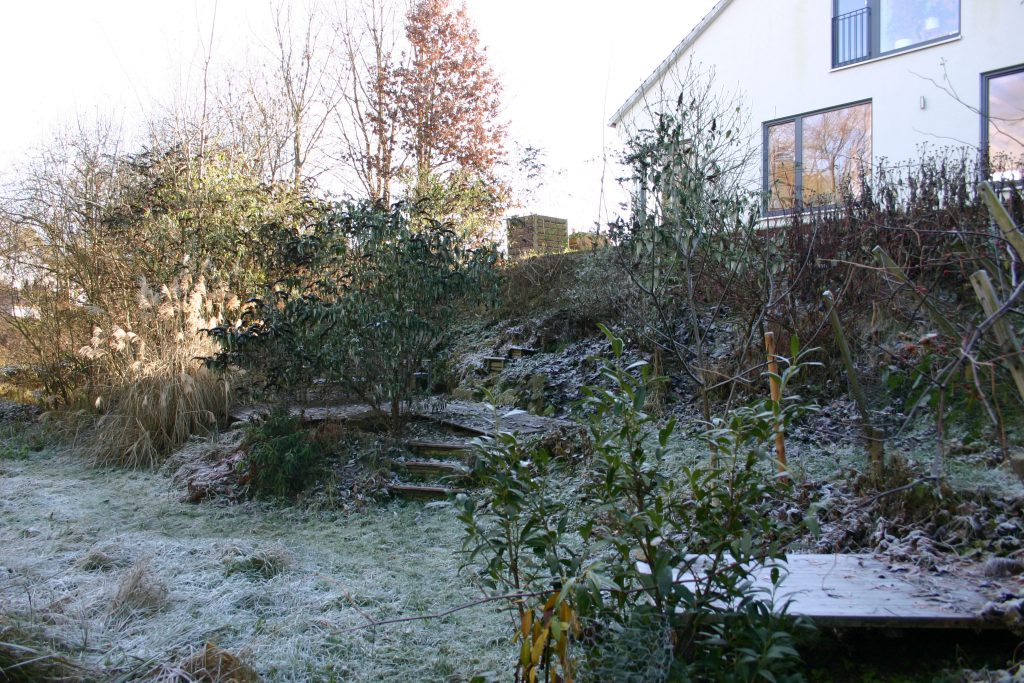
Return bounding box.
[388,484,465,500]
[392,460,470,478]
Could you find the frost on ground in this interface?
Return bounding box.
[0,446,509,681]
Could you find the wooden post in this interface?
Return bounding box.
[823,290,886,479]
[764,332,787,473]
[970,270,1024,404]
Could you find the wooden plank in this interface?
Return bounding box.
[508,346,539,359]
[484,356,506,373]
[643,554,1016,630]
[393,460,469,478]
[412,400,573,437]
[405,440,473,458]
[764,331,787,473]
[970,269,1024,403]
[388,484,465,500]
[978,181,1024,262]
[229,403,377,424]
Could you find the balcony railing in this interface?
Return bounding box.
[833,7,871,67]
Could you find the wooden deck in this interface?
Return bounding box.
[653,554,1020,630]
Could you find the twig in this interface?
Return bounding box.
[859,476,939,508]
[333,589,550,633]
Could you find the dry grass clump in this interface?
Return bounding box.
[222,545,292,580]
[0,615,93,682]
[146,643,262,683]
[69,276,237,469]
[76,543,130,572]
[109,559,169,618]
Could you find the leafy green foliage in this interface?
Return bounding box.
[241,409,324,499]
[460,328,818,681]
[212,200,496,426]
[457,401,583,683]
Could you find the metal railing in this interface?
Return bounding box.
[833,7,871,67]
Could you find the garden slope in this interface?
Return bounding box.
[0,448,507,681]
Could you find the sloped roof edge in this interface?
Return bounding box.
[608,0,735,127]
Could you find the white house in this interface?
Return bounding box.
[610,0,1023,213]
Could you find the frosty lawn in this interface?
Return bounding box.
[0,447,509,680]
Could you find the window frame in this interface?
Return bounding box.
[762,99,873,217]
[981,63,1024,179]
[832,0,961,69]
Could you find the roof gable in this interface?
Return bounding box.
[609,0,736,126]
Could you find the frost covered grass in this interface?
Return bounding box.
[0,449,509,681]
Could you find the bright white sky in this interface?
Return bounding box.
[0,0,717,232]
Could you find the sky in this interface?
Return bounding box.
[0,0,718,232]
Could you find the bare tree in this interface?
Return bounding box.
[612,61,764,425]
[333,0,406,204]
[270,0,343,187]
[213,66,294,183]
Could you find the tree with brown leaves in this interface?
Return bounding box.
[397,0,506,183]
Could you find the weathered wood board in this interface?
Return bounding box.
[388,484,465,500]
[404,440,473,458]
[412,400,573,437]
[232,400,573,437]
[647,554,1020,630]
[230,404,377,424]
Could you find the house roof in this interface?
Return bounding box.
[608,0,735,127]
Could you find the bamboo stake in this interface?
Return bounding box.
[872,246,959,340]
[969,269,1024,404]
[764,331,787,473]
[823,290,886,479]
[978,181,1024,262]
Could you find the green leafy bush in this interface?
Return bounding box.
[460,328,818,682]
[241,410,324,499]
[212,200,496,428]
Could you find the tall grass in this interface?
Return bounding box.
[68,275,236,468]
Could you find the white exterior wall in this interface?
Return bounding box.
[613,0,1023,183]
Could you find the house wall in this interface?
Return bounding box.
[614,0,1022,184]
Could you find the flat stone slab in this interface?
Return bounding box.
[649,554,1022,630]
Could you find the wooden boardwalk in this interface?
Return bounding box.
[230,400,571,437]
[410,399,573,436]
[672,554,1019,630]
[230,403,377,424]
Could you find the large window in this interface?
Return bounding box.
[833,0,960,68]
[983,65,1024,180]
[764,101,872,214]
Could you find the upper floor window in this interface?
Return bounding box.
[764,101,872,215]
[833,0,960,68]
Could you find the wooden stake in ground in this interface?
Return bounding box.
[970,270,1024,404]
[764,331,787,474]
[823,290,886,479]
